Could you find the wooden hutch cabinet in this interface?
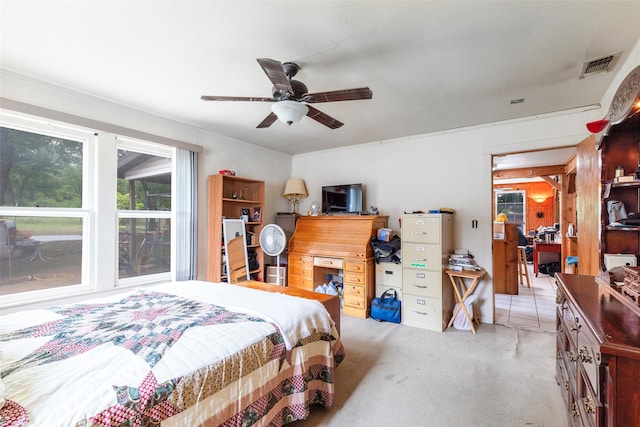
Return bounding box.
[206,174,264,282]
[598,65,640,275]
[600,116,640,270]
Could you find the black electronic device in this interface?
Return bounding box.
[321,183,364,214]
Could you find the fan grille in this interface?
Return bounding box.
[259,224,286,256]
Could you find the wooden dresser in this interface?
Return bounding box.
[555,273,640,427]
[287,215,388,318]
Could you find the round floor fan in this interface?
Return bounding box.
[259,224,287,285]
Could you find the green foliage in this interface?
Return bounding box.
[1,127,171,210]
[1,127,83,207]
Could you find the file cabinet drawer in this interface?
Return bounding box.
[402,216,441,244]
[402,295,444,331]
[402,243,443,271]
[376,262,402,287]
[402,270,442,298]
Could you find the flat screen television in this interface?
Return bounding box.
[322,183,364,214]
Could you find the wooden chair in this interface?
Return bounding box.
[226,235,248,283]
[517,246,531,288]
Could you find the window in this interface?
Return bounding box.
[116,143,172,282]
[0,123,89,299]
[495,190,526,231]
[0,111,181,306]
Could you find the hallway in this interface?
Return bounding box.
[495,262,557,333]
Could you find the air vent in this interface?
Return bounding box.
[579,52,620,79]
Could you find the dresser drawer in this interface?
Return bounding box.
[402,269,442,298]
[288,256,313,276]
[576,325,600,397]
[289,254,313,268]
[344,260,366,273]
[402,216,441,244]
[376,262,402,287]
[402,295,444,331]
[287,273,314,291]
[344,283,365,298]
[402,243,443,271]
[313,256,343,269]
[344,271,366,285]
[575,370,601,427]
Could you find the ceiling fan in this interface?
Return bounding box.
[201,58,372,129]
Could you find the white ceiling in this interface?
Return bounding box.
[2,1,640,159]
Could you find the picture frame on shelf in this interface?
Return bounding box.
[253,207,262,222]
[241,208,250,222]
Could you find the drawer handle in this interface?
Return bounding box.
[412,258,427,262]
[413,310,428,316]
[321,260,334,265]
[413,284,427,289]
[571,403,580,417]
[568,351,577,362]
[584,395,596,414]
[412,231,427,235]
[579,346,593,364]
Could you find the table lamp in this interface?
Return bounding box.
[283,178,308,214]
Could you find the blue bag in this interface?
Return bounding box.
[371,289,401,323]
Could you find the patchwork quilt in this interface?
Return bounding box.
[0,281,344,426]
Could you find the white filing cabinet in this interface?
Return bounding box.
[401,213,454,331]
[375,262,402,300]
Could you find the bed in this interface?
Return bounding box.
[0,280,344,426]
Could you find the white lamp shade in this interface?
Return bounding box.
[284,178,308,198]
[271,100,308,125]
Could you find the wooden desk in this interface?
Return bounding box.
[445,269,486,333]
[288,215,387,319]
[533,242,561,277]
[234,280,341,335]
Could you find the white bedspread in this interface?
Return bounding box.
[152,281,334,350]
[0,280,343,426]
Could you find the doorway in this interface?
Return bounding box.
[491,146,576,332]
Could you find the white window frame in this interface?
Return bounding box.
[0,112,95,306]
[115,136,175,287]
[0,110,176,308]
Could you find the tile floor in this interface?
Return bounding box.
[495,262,558,333]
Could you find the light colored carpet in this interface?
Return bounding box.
[298,315,567,427]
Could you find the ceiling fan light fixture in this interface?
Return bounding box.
[272,100,308,125]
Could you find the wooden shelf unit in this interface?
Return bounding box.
[206,174,265,282]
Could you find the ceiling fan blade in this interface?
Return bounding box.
[201,95,274,102]
[256,112,278,128]
[257,58,293,97]
[306,105,344,129]
[304,87,373,103]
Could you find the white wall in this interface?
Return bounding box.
[292,110,600,324]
